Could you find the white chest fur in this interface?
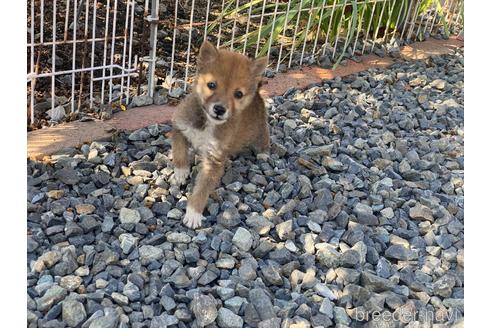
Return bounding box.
[177,122,220,157]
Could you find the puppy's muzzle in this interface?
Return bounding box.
[207,103,228,122]
[213,104,226,117]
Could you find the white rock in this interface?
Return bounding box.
[232,227,253,251]
[119,208,141,224]
[217,307,243,328]
[47,105,66,122]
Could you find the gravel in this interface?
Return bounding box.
[191,294,218,327]
[62,300,87,327]
[232,227,253,251]
[118,207,141,224]
[217,307,244,328]
[27,49,464,327]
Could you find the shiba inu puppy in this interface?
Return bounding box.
[170,41,270,229]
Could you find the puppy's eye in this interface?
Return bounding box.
[234,90,243,99]
[207,82,217,90]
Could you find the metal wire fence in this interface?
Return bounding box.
[27,0,463,127]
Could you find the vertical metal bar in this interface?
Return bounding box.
[312,0,327,57]
[458,0,464,36]
[428,0,440,35]
[90,0,96,108]
[451,0,460,27]
[451,0,461,32]
[370,0,387,52]
[443,0,453,25]
[243,1,253,55]
[459,0,464,30]
[452,0,462,31]
[30,0,35,125]
[170,0,179,79]
[400,0,414,40]
[405,0,420,40]
[40,0,44,44]
[336,0,354,63]
[64,0,70,41]
[275,0,292,71]
[203,0,211,41]
[255,0,268,57]
[441,0,449,18]
[352,1,367,55]
[230,0,240,50]
[287,0,304,68]
[216,0,226,47]
[77,0,90,110]
[126,0,136,105]
[300,0,316,65]
[332,0,348,59]
[52,0,57,113]
[383,0,399,43]
[361,0,377,54]
[31,53,41,126]
[449,0,457,30]
[391,0,405,40]
[406,0,422,41]
[322,0,338,55]
[422,0,434,37]
[415,2,427,40]
[266,0,280,64]
[383,0,397,42]
[71,0,78,113]
[100,0,111,104]
[148,0,159,97]
[120,0,131,103]
[108,0,118,102]
[382,0,397,42]
[446,0,458,26]
[137,0,149,95]
[184,0,196,92]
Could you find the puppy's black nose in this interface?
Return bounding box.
[213,104,226,116]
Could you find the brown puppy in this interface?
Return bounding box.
[170,41,270,229]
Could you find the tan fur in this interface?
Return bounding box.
[171,41,270,228]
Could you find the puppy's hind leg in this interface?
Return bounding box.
[183,156,225,229]
[253,124,271,159]
[171,129,191,185]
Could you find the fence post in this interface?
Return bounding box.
[147,0,159,98]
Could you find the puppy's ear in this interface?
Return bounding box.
[251,57,268,78]
[198,41,218,69]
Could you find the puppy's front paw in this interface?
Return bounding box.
[171,167,190,185]
[183,207,205,229]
